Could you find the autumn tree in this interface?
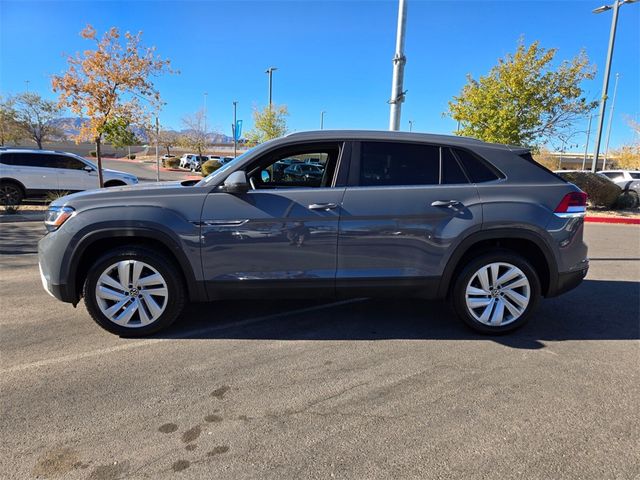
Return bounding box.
[448,40,597,147]
[180,110,211,156]
[245,105,288,145]
[0,96,24,146]
[11,93,64,149]
[52,25,173,187]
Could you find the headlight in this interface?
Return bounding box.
[45,206,75,232]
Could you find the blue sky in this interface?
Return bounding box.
[1,0,638,150]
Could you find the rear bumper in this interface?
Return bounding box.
[547,264,589,297]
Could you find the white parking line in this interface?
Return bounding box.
[0,298,365,376]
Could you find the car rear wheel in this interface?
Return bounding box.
[0,182,24,206]
[83,247,185,336]
[452,251,540,334]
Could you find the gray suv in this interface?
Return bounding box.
[38,131,589,336]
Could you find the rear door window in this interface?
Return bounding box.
[359,142,440,186]
[356,142,470,187]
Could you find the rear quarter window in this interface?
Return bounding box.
[452,148,502,183]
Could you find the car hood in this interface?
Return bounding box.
[50,180,194,208]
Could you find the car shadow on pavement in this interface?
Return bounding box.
[157,279,639,350]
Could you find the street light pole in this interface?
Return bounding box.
[155,116,160,182]
[590,0,630,172]
[408,120,414,132]
[233,101,238,158]
[602,72,620,170]
[265,67,277,108]
[388,0,407,131]
[582,114,593,170]
[320,111,325,130]
[203,92,208,135]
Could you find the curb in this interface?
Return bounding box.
[585,216,640,225]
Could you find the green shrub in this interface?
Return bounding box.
[89,150,97,157]
[164,157,180,169]
[556,171,621,208]
[614,190,639,210]
[127,154,136,160]
[201,159,222,176]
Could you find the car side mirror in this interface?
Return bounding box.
[223,171,250,193]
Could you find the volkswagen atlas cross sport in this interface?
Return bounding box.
[38,131,589,337]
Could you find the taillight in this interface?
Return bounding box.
[554,192,587,217]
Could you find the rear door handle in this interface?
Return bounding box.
[308,203,338,211]
[431,200,463,208]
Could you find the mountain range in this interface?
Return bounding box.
[50,117,235,144]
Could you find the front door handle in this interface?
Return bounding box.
[308,203,338,211]
[431,200,463,208]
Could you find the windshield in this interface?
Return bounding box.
[197,148,256,186]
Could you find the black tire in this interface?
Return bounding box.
[83,247,185,337]
[451,250,541,334]
[0,181,24,206]
[104,180,126,188]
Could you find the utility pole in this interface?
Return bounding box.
[388,0,407,131]
[266,67,277,108]
[320,111,325,130]
[602,72,620,170]
[589,0,637,171]
[155,116,160,182]
[408,120,414,132]
[582,114,593,170]
[203,92,208,135]
[233,101,238,158]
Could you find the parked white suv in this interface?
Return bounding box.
[598,170,640,182]
[0,149,138,205]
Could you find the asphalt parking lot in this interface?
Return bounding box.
[0,222,638,479]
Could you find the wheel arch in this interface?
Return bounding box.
[65,227,206,305]
[0,177,26,193]
[438,228,558,299]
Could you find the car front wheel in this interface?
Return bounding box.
[83,247,185,336]
[452,251,541,334]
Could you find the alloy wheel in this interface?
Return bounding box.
[465,262,531,327]
[95,260,169,327]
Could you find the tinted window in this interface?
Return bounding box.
[2,153,54,167]
[54,155,87,170]
[441,148,469,184]
[360,142,439,186]
[630,173,640,180]
[454,148,501,183]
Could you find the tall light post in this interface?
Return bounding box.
[265,67,277,108]
[602,72,620,170]
[155,115,160,182]
[582,114,593,170]
[232,100,238,158]
[408,120,414,132]
[320,111,325,130]
[203,92,208,135]
[388,0,407,131]
[590,0,637,172]
[24,80,30,92]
